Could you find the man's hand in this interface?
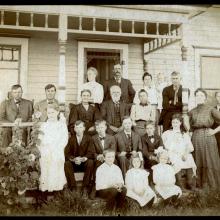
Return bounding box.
[109,125,119,133]
[81,157,88,162]
[74,157,82,165]
[88,126,95,132]
[14,118,22,125]
[117,126,124,132]
[97,154,104,162]
[119,151,127,157]
[207,128,216,136]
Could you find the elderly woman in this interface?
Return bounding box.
[186,88,220,189]
[79,67,104,105]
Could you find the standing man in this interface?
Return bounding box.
[212,91,220,157]
[159,71,183,131]
[34,84,59,122]
[101,85,130,135]
[104,63,135,104]
[0,84,33,147]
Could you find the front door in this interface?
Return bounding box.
[86,50,120,86]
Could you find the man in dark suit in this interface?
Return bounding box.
[141,120,164,184]
[159,71,183,131]
[0,84,33,147]
[89,119,117,199]
[34,84,59,122]
[64,120,95,198]
[115,116,142,177]
[101,85,130,135]
[213,91,220,157]
[68,89,101,135]
[104,63,135,104]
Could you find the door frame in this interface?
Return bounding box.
[77,41,128,102]
[0,37,29,97]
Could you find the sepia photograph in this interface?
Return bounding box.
[0,4,220,216]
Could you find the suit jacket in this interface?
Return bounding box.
[92,134,116,158]
[101,100,130,127]
[115,130,142,154]
[34,99,59,122]
[68,103,101,135]
[64,133,95,160]
[159,84,183,124]
[141,133,164,159]
[0,98,33,123]
[104,78,135,104]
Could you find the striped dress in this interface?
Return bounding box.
[188,104,220,189]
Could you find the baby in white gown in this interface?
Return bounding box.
[38,105,68,192]
[125,152,156,207]
[152,147,182,201]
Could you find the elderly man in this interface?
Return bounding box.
[101,85,130,135]
[159,71,183,131]
[104,63,135,104]
[0,84,33,147]
[115,116,142,178]
[34,84,59,122]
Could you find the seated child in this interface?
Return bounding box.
[162,113,197,190]
[38,105,68,193]
[96,149,127,211]
[141,120,164,183]
[125,152,156,208]
[152,147,182,204]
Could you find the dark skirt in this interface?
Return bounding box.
[192,128,220,189]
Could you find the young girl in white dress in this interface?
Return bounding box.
[125,152,156,208]
[38,105,68,192]
[152,147,182,203]
[161,113,197,190]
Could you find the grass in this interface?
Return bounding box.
[0,188,219,216]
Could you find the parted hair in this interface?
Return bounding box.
[45,84,56,91]
[142,72,152,81]
[80,89,92,96]
[194,88,207,98]
[11,84,22,91]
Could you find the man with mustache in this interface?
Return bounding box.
[104,63,135,105]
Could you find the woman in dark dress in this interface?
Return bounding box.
[187,88,220,189]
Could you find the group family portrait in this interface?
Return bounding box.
[0,4,220,216]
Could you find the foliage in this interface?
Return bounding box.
[0,121,42,205]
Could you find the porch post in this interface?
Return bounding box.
[181,22,190,116]
[58,14,67,113]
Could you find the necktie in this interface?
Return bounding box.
[173,85,179,105]
[126,133,132,152]
[99,136,105,141]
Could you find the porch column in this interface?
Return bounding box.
[181,22,191,131]
[58,14,67,113]
[181,22,190,116]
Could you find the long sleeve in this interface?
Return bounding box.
[130,104,136,123]
[68,105,78,135]
[0,100,8,122]
[100,102,107,121]
[28,101,34,122]
[211,108,220,125]
[128,80,136,103]
[141,136,150,159]
[125,170,133,190]
[162,88,170,111]
[86,137,96,159]
[95,84,104,104]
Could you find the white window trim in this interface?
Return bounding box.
[0,37,29,97]
[77,41,128,102]
[195,47,220,90]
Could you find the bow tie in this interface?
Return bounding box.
[148,135,154,139]
[140,103,148,107]
[48,101,54,104]
[99,137,105,141]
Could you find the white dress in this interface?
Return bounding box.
[79,81,104,104]
[125,168,156,207]
[38,117,68,192]
[162,130,197,175]
[152,163,182,199]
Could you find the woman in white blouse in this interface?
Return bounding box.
[125,152,156,207]
[162,113,197,190]
[79,67,104,105]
